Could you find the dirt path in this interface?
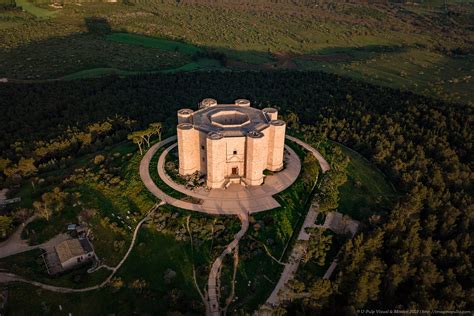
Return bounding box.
[0,215,38,259]
[262,137,330,311]
[265,207,320,307]
[206,211,249,316]
[0,203,162,292]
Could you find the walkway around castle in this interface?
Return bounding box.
[140,136,301,214]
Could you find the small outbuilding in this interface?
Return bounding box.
[54,238,94,271]
[323,211,360,237]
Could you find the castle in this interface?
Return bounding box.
[176,98,286,188]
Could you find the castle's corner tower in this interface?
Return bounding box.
[266,120,286,171]
[177,122,199,175]
[245,131,268,186]
[206,132,226,188]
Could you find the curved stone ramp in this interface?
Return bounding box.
[285,135,330,172]
[140,136,302,215]
[140,136,249,215]
[0,203,162,293]
[207,211,249,316]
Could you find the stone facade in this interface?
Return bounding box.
[177,98,286,188]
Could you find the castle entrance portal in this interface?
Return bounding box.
[231,167,239,176]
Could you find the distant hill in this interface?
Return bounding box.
[1,0,472,103]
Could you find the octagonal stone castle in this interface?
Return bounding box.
[177,98,286,188]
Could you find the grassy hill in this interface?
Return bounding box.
[0,0,472,103]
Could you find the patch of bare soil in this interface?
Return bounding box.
[299,52,352,62]
[226,51,351,71]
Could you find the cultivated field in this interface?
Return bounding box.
[1,0,473,103]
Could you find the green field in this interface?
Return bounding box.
[1,1,472,103]
[106,32,203,55]
[15,0,56,18]
[335,142,398,221]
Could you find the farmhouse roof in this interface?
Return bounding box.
[55,239,91,263]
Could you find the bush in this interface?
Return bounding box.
[93,155,105,165]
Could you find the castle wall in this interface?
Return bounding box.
[198,131,208,175]
[177,124,200,175]
[177,99,286,188]
[266,120,286,171]
[224,137,246,178]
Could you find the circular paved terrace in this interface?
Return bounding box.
[140,135,305,215]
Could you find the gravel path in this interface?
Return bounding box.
[263,137,330,310]
[207,211,249,316]
[0,215,38,259]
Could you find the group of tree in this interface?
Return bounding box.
[315,145,349,213]
[0,70,471,312]
[32,187,75,221]
[0,116,137,184]
[127,122,162,155]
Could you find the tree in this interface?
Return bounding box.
[141,129,154,148]
[286,112,300,130]
[11,208,32,223]
[0,158,11,174]
[33,201,52,221]
[149,122,162,142]
[0,215,12,238]
[303,228,332,265]
[129,279,147,293]
[93,154,105,165]
[350,257,386,308]
[33,187,69,221]
[128,132,144,155]
[303,153,320,186]
[110,277,124,292]
[4,157,37,178]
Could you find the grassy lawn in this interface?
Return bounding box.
[294,48,474,104]
[334,141,398,221]
[2,2,472,103]
[14,141,157,264]
[106,32,203,55]
[161,58,224,73]
[15,0,56,19]
[228,139,318,312]
[116,227,206,303]
[21,207,76,245]
[148,146,187,200]
[60,57,224,79]
[60,67,139,80]
[3,279,201,315]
